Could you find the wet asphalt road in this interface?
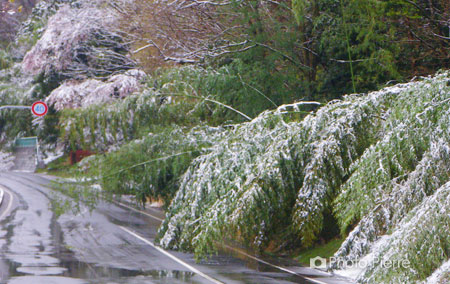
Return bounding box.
[0,172,351,284]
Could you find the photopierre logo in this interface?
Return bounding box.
[310,256,327,269]
[309,255,411,270]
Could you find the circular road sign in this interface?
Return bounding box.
[31,101,48,117]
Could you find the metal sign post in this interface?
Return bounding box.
[0,105,31,111]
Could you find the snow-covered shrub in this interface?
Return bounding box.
[59,64,260,151]
[0,151,15,171]
[333,72,450,264]
[84,125,226,206]
[333,139,450,266]
[157,82,402,254]
[14,0,84,57]
[59,82,206,151]
[290,85,399,247]
[424,260,450,284]
[320,72,450,283]
[22,2,134,79]
[158,111,299,254]
[157,71,450,270]
[358,182,450,283]
[46,69,146,110]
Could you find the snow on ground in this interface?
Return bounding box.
[0,151,15,171]
[334,235,391,280]
[42,148,65,165]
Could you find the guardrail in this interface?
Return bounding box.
[0,105,31,111]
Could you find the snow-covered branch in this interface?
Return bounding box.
[22,3,135,79]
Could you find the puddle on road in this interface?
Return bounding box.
[1,256,198,284]
[0,208,198,284]
[16,266,68,275]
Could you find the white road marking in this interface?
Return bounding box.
[220,244,331,284]
[113,201,164,221]
[118,203,337,284]
[0,186,13,220]
[118,226,224,284]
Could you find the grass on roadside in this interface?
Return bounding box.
[36,155,76,178]
[294,238,344,266]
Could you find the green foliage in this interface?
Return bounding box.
[0,66,36,146]
[0,55,61,148]
[384,0,450,74]
[50,179,100,217]
[152,61,286,119]
[53,124,226,217]
[334,72,450,234]
[294,0,402,96]
[156,84,395,255]
[60,62,289,152]
[295,238,344,265]
[83,126,225,207]
[156,71,449,267]
[0,50,12,70]
[291,0,449,98]
[292,0,310,25]
[11,1,448,281]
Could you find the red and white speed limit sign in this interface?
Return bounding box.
[31,101,48,117]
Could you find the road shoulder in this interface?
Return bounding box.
[0,185,3,207]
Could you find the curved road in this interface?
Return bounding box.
[0,172,351,284]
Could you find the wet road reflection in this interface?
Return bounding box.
[0,173,209,284]
[0,173,341,284]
